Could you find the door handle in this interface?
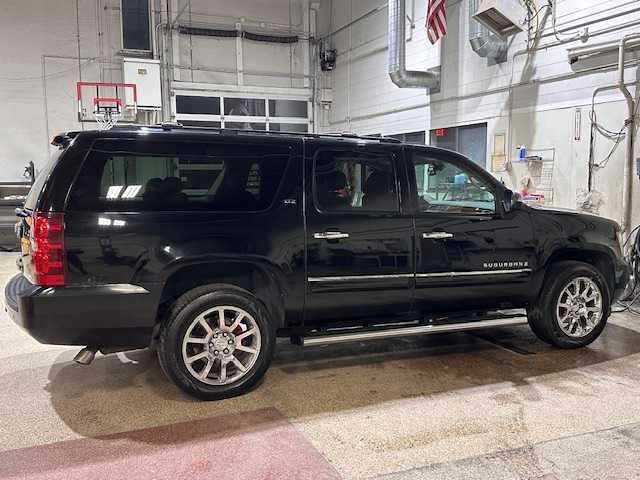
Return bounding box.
[314,231,350,240]
[423,232,454,240]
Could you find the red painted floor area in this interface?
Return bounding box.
[0,408,339,480]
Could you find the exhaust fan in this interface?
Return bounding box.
[473,0,525,38]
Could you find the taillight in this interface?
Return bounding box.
[30,212,65,286]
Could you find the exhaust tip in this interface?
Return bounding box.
[73,347,97,365]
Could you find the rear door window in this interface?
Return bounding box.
[68,139,290,212]
[313,150,399,213]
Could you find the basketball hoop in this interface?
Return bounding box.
[93,97,122,130]
[76,82,138,129]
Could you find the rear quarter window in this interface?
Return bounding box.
[67,139,290,212]
[24,147,65,210]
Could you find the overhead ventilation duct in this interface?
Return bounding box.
[473,0,525,38]
[469,0,507,61]
[388,0,440,90]
[568,38,640,70]
[177,25,299,44]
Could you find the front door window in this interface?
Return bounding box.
[413,156,496,215]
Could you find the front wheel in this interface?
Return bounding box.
[158,284,275,400]
[527,261,610,348]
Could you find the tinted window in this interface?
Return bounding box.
[429,123,488,167]
[412,154,495,214]
[176,96,221,115]
[389,131,426,144]
[224,98,266,116]
[68,140,289,212]
[25,147,65,210]
[268,100,308,118]
[314,150,398,213]
[121,0,151,51]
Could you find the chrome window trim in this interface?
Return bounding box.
[308,269,532,283]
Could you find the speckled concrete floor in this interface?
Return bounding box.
[1,252,640,479]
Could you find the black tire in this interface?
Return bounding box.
[158,284,276,400]
[527,261,611,348]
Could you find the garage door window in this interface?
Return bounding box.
[68,139,289,212]
[174,93,310,133]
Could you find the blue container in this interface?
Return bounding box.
[454,173,467,185]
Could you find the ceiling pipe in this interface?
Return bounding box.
[468,0,507,60]
[618,33,640,234]
[388,0,439,89]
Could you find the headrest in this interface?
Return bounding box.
[364,171,391,194]
[322,170,347,192]
[160,177,183,193]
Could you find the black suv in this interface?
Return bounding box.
[5,126,629,399]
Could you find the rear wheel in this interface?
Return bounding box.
[527,261,610,348]
[158,285,275,400]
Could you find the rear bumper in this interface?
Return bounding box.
[4,274,159,347]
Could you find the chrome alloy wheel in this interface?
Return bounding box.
[556,277,603,338]
[181,306,262,385]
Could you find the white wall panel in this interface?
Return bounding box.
[0,0,100,181]
[323,0,440,133]
[320,0,640,224]
[0,0,310,181]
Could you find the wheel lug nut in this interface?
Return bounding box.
[228,340,233,345]
[214,350,219,355]
[223,348,229,354]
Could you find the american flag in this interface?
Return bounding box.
[426,0,447,44]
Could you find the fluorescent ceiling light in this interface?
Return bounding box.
[121,185,142,199]
[106,186,124,199]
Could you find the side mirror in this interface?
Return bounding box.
[502,189,521,213]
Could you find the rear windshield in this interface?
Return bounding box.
[67,139,290,212]
[24,147,65,210]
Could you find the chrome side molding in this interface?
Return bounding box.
[301,316,528,347]
[308,269,532,283]
[308,273,413,283]
[417,268,532,278]
[314,231,350,240]
[423,232,454,239]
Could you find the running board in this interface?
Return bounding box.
[299,316,528,347]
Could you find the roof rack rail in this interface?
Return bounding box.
[160,121,183,130]
[116,124,403,143]
[311,131,402,143]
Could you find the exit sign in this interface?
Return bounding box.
[435,128,446,137]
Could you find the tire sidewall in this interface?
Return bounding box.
[544,263,610,347]
[160,288,275,400]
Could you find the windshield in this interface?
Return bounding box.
[24,146,65,211]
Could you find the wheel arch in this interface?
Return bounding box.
[156,258,286,331]
[536,247,616,299]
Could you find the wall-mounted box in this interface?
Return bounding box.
[123,57,162,109]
